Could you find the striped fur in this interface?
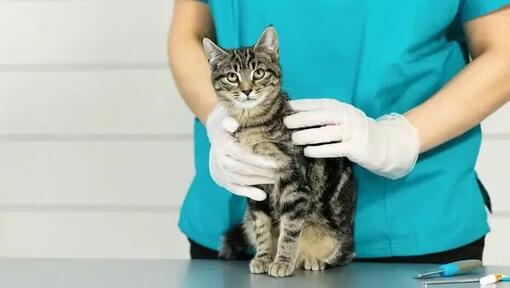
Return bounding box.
[204,27,356,277]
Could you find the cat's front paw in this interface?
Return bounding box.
[303,257,327,271]
[268,261,295,277]
[250,258,271,274]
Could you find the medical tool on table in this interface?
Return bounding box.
[480,274,510,286]
[415,259,483,279]
[420,274,510,286]
[420,278,479,286]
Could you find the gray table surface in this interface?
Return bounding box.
[0,258,509,288]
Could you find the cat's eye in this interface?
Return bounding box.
[226,72,239,83]
[253,68,266,80]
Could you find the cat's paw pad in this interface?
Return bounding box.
[268,261,295,277]
[303,257,327,271]
[249,258,271,274]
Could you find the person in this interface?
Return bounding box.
[168,0,510,263]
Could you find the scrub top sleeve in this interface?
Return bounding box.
[197,0,208,3]
[460,0,510,22]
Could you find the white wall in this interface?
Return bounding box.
[0,0,192,259]
[0,0,508,264]
[478,106,510,265]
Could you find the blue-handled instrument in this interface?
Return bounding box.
[414,259,483,279]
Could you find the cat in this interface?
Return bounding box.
[203,26,356,277]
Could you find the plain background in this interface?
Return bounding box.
[0,0,508,264]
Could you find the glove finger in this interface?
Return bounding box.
[225,183,267,201]
[222,117,240,133]
[225,142,278,169]
[284,110,342,129]
[221,155,276,178]
[303,142,351,158]
[291,125,344,145]
[224,170,275,186]
[288,99,337,111]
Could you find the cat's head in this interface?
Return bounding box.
[203,27,281,116]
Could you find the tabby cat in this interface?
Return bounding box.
[203,27,356,277]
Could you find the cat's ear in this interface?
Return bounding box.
[203,38,228,66]
[255,26,279,57]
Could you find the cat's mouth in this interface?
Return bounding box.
[233,95,266,109]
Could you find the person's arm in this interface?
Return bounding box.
[168,0,217,124]
[284,6,510,179]
[168,0,277,200]
[405,6,510,152]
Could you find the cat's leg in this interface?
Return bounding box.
[268,186,310,277]
[247,198,275,274]
[324,202,355,267]
[324,162,356,267]
[252,142,308,277]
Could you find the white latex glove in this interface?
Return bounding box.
[206,104,277,201]
[284,99,420,180]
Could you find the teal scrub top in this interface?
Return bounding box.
[179,0,509,258]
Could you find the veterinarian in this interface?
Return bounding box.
[168,0,510,262]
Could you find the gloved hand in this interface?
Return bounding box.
[206,104,277,201]
[284,99,420,179]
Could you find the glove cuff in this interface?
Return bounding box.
[375,113,420,179]
[205,104,226,132]
[206,103,240,137]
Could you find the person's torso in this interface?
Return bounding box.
[179,0,489,256]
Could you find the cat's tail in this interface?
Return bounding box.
[218,223,251,260]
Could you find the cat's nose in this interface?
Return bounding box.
[241,89,253,96]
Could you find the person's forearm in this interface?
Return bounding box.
[169,38,217,124]
[405,50,510,153]
[168,0,217,124]
[405,7,510,153]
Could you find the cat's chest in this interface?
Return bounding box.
[235,126,289,149]
[236,131,268,149]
